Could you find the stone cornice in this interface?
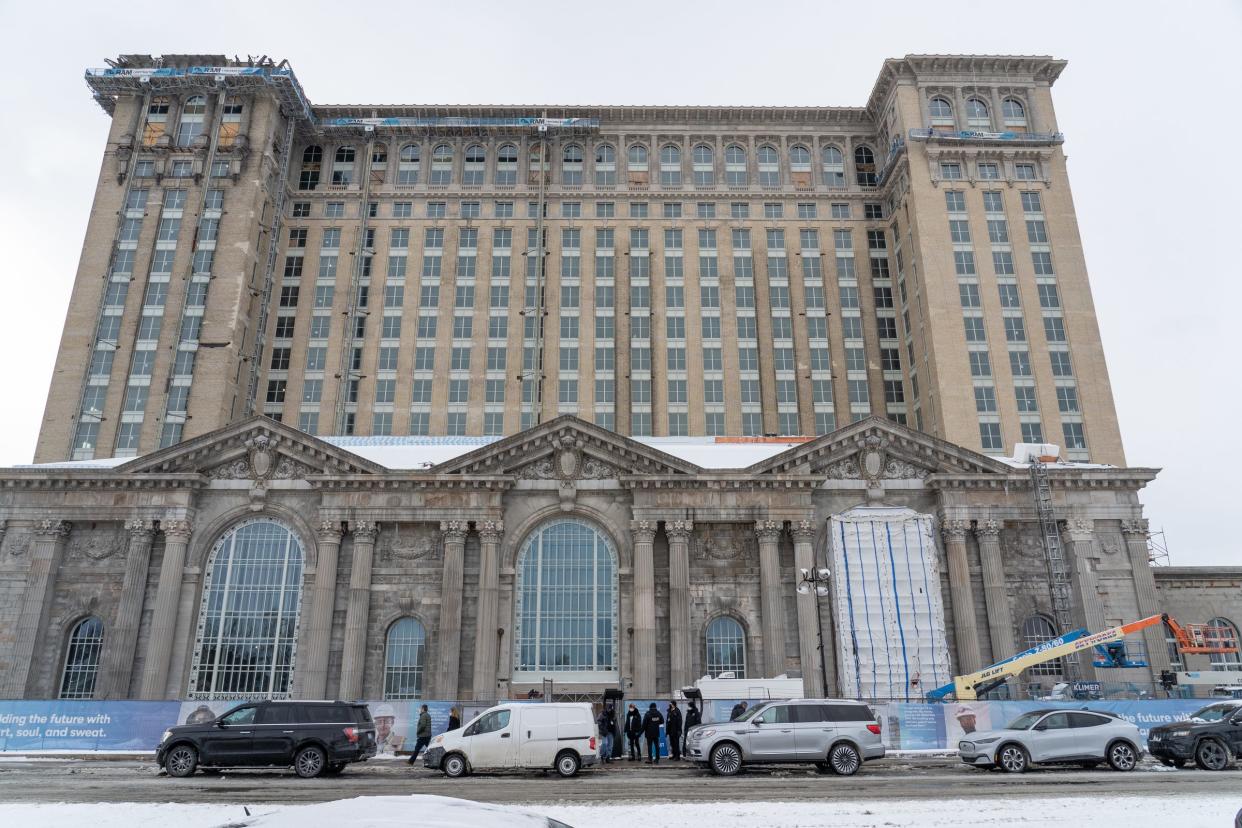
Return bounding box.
[620,475,823,490]
[927,469,1159,491]
[0,472,207,490]
[309,475,514,491]
[867,54,1067,115]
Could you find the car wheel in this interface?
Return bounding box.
[1195,738,1233,771]
[294,745,326,778]
[997,743,1029,773]
[164,744,198,778]
[829,743,861,776]
[710,743,742,776]
[443,753,468,778]
[555,751,580,778]
[1107,741,1138,772]
[1158,758,1186,769]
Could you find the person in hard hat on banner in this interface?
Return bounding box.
[372,703,406,755]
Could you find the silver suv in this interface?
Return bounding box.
[686,699,885,776]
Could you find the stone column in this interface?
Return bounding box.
[338,521,378,700]
[436,521,469,701]
[666,520,693,694]
[791,520,824,698]
[756,519,787,678]
[1122,519,1171,675]
[140,518,192,699]
[975,520,1015,661]
[1,519,71,698]
[1063,519,1106,633]
[942,519,982,674]
[630,520,657,696]
[99,520,155,698]
[298,520,343,699]
[472,520,504,701]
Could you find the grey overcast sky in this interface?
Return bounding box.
[0,0,1238,565]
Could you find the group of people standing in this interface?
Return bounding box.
[596,700,702,764]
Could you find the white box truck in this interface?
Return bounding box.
[424,702,598,778]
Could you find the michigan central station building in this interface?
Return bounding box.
[0,54,1237,705]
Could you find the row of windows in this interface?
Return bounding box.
[927,95,1028,128]
[141,95,245,149]
[292,198,884,221]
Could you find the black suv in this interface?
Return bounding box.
[157,700,377,778]
[1148,701,1242,770]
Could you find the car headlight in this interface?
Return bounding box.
[432,735,443,745]
[700,729,716,738]
[959,741,973,751]
[973,737,999,745]
[1168,730,1190,738]
[161,730,172,745]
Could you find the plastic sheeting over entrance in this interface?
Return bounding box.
[829,507,951,701]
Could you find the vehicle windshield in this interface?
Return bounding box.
[734,704,768,722]
[1006,712,1045,730]
[1188,704,1240,722]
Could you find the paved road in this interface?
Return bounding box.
[0,755,1230,804]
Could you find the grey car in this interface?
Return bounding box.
[957,709,1142,773]
[686,699,885,776]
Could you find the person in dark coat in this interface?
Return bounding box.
[596,706,615,764]
[642,702,665,764]
[683,701,702,757]
[407,704,432,764]
[448,707,461,732]
[730,700,748,721]
[665,700,683,760]
[624,703,643,761]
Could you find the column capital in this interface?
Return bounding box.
[940,519,968,542]
[1061,518,1095,542]
[1120,519,1150,539]
[125,518,155,536]
[478,519,504,543]
[162,518,193,541]
[352,520,379,542]
[755,519,782,542]
[630,520,657,543]
[665,519,694,540]
[34,519,72,538]
[974,519,1002,539]
[791,519,816,542]
[440,520,468,542]
[317,520,344,542]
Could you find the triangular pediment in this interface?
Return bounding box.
[117,416,384,477]
[433,415,702,478]
[748,416,1015,478]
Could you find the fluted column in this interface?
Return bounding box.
[99,520,155,698]
[139,518,192,699]
[436,520,468,701]
[942,519,982,674]
[1062,519,1106,633]
[666,520,693,694]
[338,521,378,700]
[298,520,343,698]
[1122,519,1171,675]
[631,520,657,696]
[975,520,1015,661]
[792,520,824,698]
[472,520,504,701]
[756,519,787,678]
[1,519,71,698]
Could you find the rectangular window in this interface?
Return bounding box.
[1062,422,1086,449]
[1015,386,1039,412]
[979,422,1002,450]
[1010,350,1032,377]
[696,202,716,219]
[944,191,966,212]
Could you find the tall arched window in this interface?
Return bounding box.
[59,616,104,699]
[706,616,746,678]
[966,98,991,128]
[332,146,355,185]
[822,145,845,188]
[725,144,747,186]
[1002,97,1027,126]
[789,145,811,172]
[627,144,648,171]
[218,98,244,148]
[1022,616,1062,676]
[514,519,618,679]
[397,144,420,185]
[1209,618,1241,670]
[692,144,714,187]
[143,97,170,146]
[430,143,453,186]
[929,96,954,125]
[370,144,388,184]
[659,144,682,187]
[594,143,616,186]
[562,143,584,186]
[383,617,427,699]
[298,145,322,191]
[854,145,877,186]
[177,95,206,147]
[188,519,305,699]
[757,144,780,187]
[529,142,548,185]
[463,144,486,186]
[495,143,518,186]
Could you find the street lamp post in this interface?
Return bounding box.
[797,566,832,698]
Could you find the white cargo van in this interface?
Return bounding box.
[424,702,598,778]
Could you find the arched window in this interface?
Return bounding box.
[298,145,322,190]
[495,143,518,186]
[529,142,548,185]
[966,98,991,128]
[143,97,170,146]
[757,144,780,187]
[1209,618,1241,670]
[692,144,714,187]
[1002,97,1027,126]
[929,96,954,125]
[627,144,648,171]
[854,145,877,187]
[397,144,420,185]
[463,143,486,186]
[706,616,746,678]
[594,143,616,186]
[430,143,453,186]
[332,146,355,185]
[176,95,206,147]
[822,145,845,188]
[188,519,305,699]
[369,144,388,184]
[789,145,811,171]
[383,617,427,699]
[218,97,244,148]
[514,519,618,679]
[724,144,747,186]
[59,616,104,699]
[562,143,584,186]
[1021,616,1062,676]
[659,144,682,187]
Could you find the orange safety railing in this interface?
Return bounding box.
[1167,618,1240,654]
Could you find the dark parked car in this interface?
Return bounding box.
[1148,701,1242,770]
[157,700,377,778]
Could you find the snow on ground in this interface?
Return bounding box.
[1,796,1240,828]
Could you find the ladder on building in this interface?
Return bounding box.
[1030,457,1078,680]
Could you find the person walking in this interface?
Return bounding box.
[625,703,643,761]
[730,700,748,721]
[597,706,615,764]
[407,704,432,764]
[683,700,702,757]
[448,707,461,732]
[665,700,683,761]
[642,702,665,764]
